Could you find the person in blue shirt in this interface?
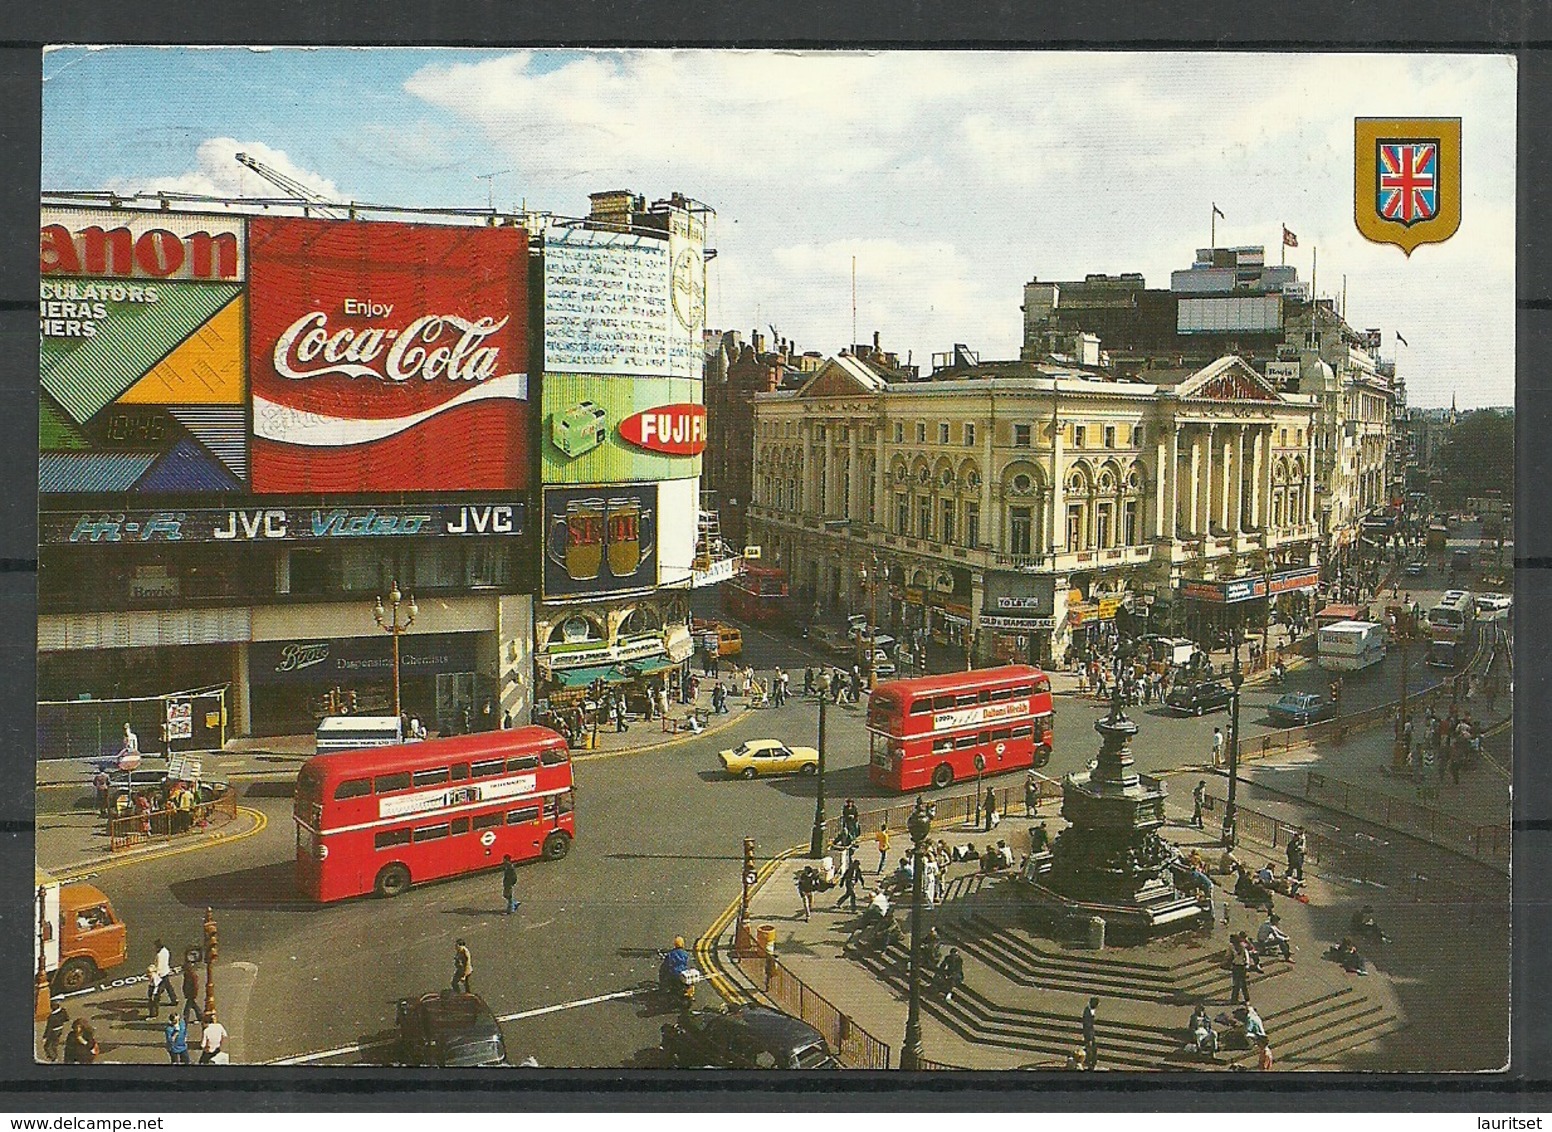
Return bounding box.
[659,936,692,992]
[164,1013,189,1065]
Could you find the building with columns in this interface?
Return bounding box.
[748,353,1321,666]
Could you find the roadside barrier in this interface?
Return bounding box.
[734,952,892,1069]
[107,784,239,852]
[823,779,1064,847]
[1303,771,1509,868]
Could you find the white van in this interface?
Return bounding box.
[315,715,403,753]
[1318,620,1387,673]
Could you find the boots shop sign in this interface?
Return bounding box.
[248,216,530,494]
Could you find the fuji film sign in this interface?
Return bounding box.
[618,403,706,456]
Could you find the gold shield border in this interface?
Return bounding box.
[1354,117,1462,256]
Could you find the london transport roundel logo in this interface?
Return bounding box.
[618,403,706,455]
[481,830,498,848]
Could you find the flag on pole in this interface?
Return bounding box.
[1396,332,1409,347]
[1212,203,1225,219]
[1282,226,1298,248]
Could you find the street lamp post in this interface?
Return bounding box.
[373,581,417,727]
[1221,632,1245,849]
[898,796,933,1071]
[809,671,831,859]
[202,906,218,1023]
[1394,609,1414,770]
[35,885,50,1022]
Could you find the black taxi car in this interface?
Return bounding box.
[661,1004,839,1069]
[394,990,509,1067]
[1163,680,1233,716]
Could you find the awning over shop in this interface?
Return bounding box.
[619,656,678,678]
[548,664,627,688]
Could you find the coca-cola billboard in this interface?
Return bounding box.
[248,217,530,493]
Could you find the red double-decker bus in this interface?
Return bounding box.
[867,665,1055,792]
[722,563,791,626]
[293,727,576,902]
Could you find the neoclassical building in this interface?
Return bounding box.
[748,353,1321,665]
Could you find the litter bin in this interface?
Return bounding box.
[756,924,778,955]
[1088,915,1106,951]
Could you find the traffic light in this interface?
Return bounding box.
[742,838,757,887]
[347,690,358,713]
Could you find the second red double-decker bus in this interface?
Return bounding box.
[293,726,576,902]
[867,665,1055,792]
[722,562,791,626]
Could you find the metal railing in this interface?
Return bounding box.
[822,780,1063,847]
[1196,788,1496,922]
[734,953,892,1069]
[107,785,239,852]
[1304,771,1509,868]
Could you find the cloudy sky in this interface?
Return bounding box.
[43,48,1516,407]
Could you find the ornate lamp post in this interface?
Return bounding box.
[373,580,417,727]
[1221,630,1245,848]
[808,670,832,859]
[35,885,51,1022]
[898,796,933,1071]
[1394,607,1416,770]
[202,906,218,1022]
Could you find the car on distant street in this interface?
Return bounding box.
[1267,692,1337,728]
[718,739,819,779]
[809,625,853,656]
[393,990,509,1067]
[660,1004,839,1069]
[1162,680,1233,716]
[1404,559,1427,577]
[1475,592,1512,619]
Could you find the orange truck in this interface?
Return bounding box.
[34,868,127,993]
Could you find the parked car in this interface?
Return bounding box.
[1268,692,1337,728]
[660,1004,839,1069]
[394,990,509,1067]
[718,739,819,779]
[1404,559,1427,577]
[809,626,853,656]
[1163,680,1233,716]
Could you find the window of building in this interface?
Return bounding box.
[940,499,955,544]
[816,425,826,441]
[918,497,932,538]
[467,543,511,588]
[894,422,904,444]
[1009,506,1032,556]
[1014,423,1032,448]
[1096,503,1112,548]
[938,422,950,444]
[1280,428,1288,446]
[1067,504,1084,550]
[1104,426,1116,449]
[963,422,976,446]
[1073,425,1086,449]
[916,422,927,444]
[895,494,909,534]
[1132,425,1144,447]
[966,502,980,547]
[1123,499,1138,545]
[340,545,384,593]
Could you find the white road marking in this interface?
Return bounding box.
[266,987,641,1065]
[497,988,638,1022]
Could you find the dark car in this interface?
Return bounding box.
[661,1004,839,1069]
[1268,692,1337,728]
[1163,680,1233,716]
[394,990,509,1067]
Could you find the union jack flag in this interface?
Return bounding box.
[1377,141,1439,227]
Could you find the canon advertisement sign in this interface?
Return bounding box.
[248,217,530,493]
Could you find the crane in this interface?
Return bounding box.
[234,152,349,219]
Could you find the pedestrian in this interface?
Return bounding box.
[1285,830,1305,881]
[1082,996,1099,1070]
[41,996,68,1061]
[1192,779,1207,830]
[1211,728,1224,768]
[502,854,520,915]
[795,867,815,921]
[1024,771,1040,817]
[1229,933,1252,1004]
[837,855,866,912]
[150,939,178,1013]
[1256,1036,1275,1071]
[62,1019,98,1065]
[182,960,202,1024]
[1029,820,1050,856]
[452,939,473,993]
[984,787,998,832]
[164,1012,190,1065]
[804,667,815,696]
[874,823,891,874]
[197,1010,227,1063]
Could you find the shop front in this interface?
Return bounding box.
[980,573,1059,666]
[249,631,490,736]
[1178,566,1320,644]
[534,597,695,729]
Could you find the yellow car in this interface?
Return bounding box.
[718,739,819,780]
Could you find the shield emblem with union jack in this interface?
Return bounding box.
[1354,118,1461,256]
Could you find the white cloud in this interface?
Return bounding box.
[109,137,343,201]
